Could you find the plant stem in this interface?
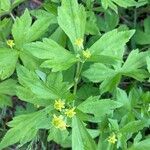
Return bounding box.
[73,62,84,95]
[73,62,80,95]
[10,12,15,21]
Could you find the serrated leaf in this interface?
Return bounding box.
[12,9,52,48]
[58,0,86,48]
[78,97,122,120]
[97,11,119,32]
[0,106,52,149]
[120,120,150,135]
[128,138,150,150]
[0,18,12,41]
[89,29,135,61]
[121,49,150,80]
[0,0,10,12]
[17,66,72,103]
[72,116,97,150]
[16,86,52,106]
[82,63,117,83]
[0,48,18,80]
[82,49,149,93]
[48,127,69,145]
[0,94,12,108]
[85,11,100,35]
[0,79,17,96]
[77,84,99,100]
[135,17,150,45]
[101,0,137,12]
[112,0,137,8]
[17,65,58,100]
[24,38,78,72]
[146,56,150,73]
[50,27,67,47]
[19,51,41,70]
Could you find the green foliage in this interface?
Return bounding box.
[0,48,18,80]
[135,17,150,45]
[0,106,52,149]
[58,0,86,49]
[0,0,150,149]
[12,9,53,48]
[24,38,78,71]
[101,0,137,13]
[72,116,97,150]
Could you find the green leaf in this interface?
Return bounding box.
[100,74,121,94]
[82,63,117,83]
[31,9,56,22]
[135,17,150,45]
[128,138,150,150]
[12,0,26,8]
[72,116,97,150]
[0,0,10,13]
[78,97,122,121]
[12,9,52,48]
[101,0,137,12]
[24,38,78,72]
[17,65,58,100]
[58,0,86,47]
[48,127,69,146]
[0,106,52,149]
[0,18,12,41]
[89,29,135,62]
[0,48,18,80]
[85,11,100,35]
[0,94,12,108]
[120,120,150,135]
[121,49,149,81]
[16,86,52,106]
[17,66,72,103]
[97,11,119,32]
[50,27,67,47]
[112,0,137,8]
[137,0,149,7]
[77,84,99,100]
[146,56,150,73]
[82,49,149,93]
[115,88,131,111]
[0,79,17,96]
[19,51,41,70]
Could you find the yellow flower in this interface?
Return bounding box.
[54,99,65,111]
[65,107,76,118]
[6,40,15,48]
[52,114,67,130]
[83,50,91,59]
[75,38,84,49]
[108,133,117,144]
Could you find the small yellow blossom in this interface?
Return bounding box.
[65,107,76,118]
[83,50,91,59]
[75,38,84,49]
[52,114,67,130]
[6,40,15,48]
[108,133,117,144]
[54,99,65,111]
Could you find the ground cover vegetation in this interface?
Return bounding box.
[0,0,150,149]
